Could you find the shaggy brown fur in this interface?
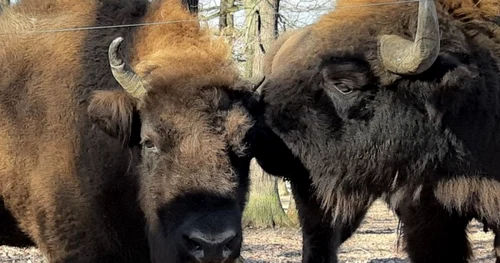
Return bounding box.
[434,177,500,223]
[264,0,500,223]
[333,0,499,22]
[262,28,310,76]
[280,0,499,72]
[254,0,500,262]
[265,0,499,75]
[88,90,138,145]
[131,0,238,86]
[0,0,253,262]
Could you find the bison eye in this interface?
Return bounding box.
[334,83,353,95]
[143,140,156,150]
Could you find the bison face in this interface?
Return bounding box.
[87,38,252,263]
[252,0,498,224]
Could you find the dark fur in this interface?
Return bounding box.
[248,1,500,262]
[0,0,255,262]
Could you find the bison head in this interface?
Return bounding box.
[87,37,253,263]
[252,0,499,224]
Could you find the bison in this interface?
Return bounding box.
[249,0,500,262]
[0,0,257,262]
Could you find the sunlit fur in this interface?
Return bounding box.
[0,0,254,262]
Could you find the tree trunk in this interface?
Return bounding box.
[278,179,289,196]
[243,0,279,80]
[286,192,300,226]
[242,159,291,228]
[241,0,286,229]
[219,0,237,49]
[0,0,10,13]
[219,0,235,31]
[242,0,256,79]
[182,0,198,14]
[250,0,279,79]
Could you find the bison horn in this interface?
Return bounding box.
[253,76,268,96]
[378,0,440,75]
[108,37,150,99]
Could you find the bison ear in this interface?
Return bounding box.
[88,90,142,147]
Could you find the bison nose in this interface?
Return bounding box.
[183,228,241,262]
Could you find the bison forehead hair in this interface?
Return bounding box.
[259,0,500,223]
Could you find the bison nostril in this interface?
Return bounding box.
[182,235,204,258]
[182,229,241,261]
[222,234,240,257]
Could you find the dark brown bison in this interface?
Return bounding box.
[0,0,256,262]
[248,0,500,262]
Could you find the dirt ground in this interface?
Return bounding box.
[0,200,496,263]
[242,200,497,263]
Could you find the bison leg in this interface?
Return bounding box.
[290,180,367,263]
[397,189,471,263]
[491,225,500,263]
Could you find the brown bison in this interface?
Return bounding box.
[0,0,256,262]
[249,0,500,262]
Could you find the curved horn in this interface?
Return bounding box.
[255,79,268,96]
[253,76,268,95]
[378,0,440,75]
[108,37,150,98]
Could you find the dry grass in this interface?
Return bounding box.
[0,200,496,262]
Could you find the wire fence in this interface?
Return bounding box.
[0,0,420,35]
